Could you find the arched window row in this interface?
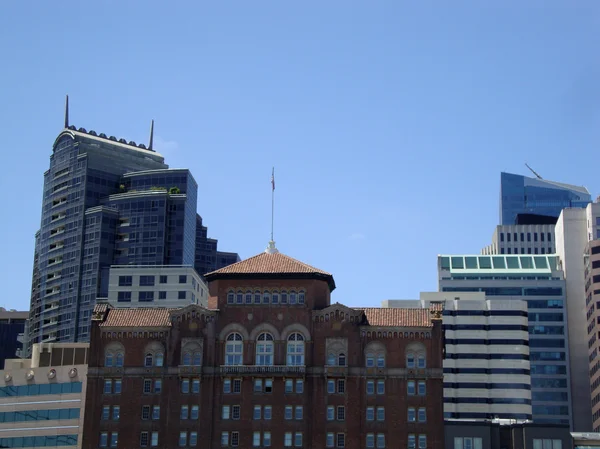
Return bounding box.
[104,350,125,367]
[360,331,432,339]
[327,351,347,367]
[366,352,385,368]
[223,332,305,366]
[226,289,306,306]
[406,351,427,369]
[182,351,202,366]
[144,343,165,368]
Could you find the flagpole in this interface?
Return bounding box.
[271,167,275,242]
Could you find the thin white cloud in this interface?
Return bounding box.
[349,233,365,241]
[154,136,179,155]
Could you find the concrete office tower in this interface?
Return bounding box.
[500,172,591,225]
[0,343,88,449]
[28,103,238,351]
[438,254,571,426]
[555,202,600,432]
[481,224,556,256]
[99,265,208,308]
[585,240,600,431]
[384,293,532,422]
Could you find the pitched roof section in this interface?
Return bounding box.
[205,251,335,291]
[358,308,434,328]
[98,307,175,328]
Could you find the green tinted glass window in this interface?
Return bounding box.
[520,257,534,269]
[478,257,492,269]
[492,257,506,269]
[451,257,464,269]
[465,257,478,269]
[440,257,450,270]
[534,257,548,269]
[506,257,520,269]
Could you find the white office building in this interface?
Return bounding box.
[482,224,556,256]
[0,343,88,449]
[438,254,571,427]
[384,292,532,422]
[100,265,207,308]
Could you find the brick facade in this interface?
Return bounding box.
[82,252,444,449]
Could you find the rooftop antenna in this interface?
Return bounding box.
[525,163,543,180]
[148,119,154,151]
[64,95,69,128]
[266,167,279,254]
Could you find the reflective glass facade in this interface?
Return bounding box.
[500,172,591,225]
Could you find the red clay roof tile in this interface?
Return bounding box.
[206,251,331,276]
[98,308,175,328]
[358,308,434,328]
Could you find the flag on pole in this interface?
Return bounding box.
[271,167,275,191]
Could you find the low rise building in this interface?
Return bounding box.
[0,343,88,448]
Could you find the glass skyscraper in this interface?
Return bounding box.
[28,112,238,351]
[500,172,591,225]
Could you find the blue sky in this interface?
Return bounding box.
[1,1,599,311]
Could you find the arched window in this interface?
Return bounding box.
[287,333,305,366]
[281,290,288,304]
[290,290,297,304]
[406,342,426,369]
[298,291,305,304]
[272,291,279,304]
[104,343,125,368]
[256,333,274,366]
[263,290,270,304]
[235,291,243,304]
[225,333,243,365]
[227,291,234,304]
[155,352,164,367]
[144,353,153,367]
[254,290,261,304]
[245,290,252,304]
[116,352,124,367]
[193,352,202,366]
[327,352,336,366]
[338,353,346,367]
[183,352,192,366]
[417,354,426,369]
[105,352,114,367]
[406,353,415,368]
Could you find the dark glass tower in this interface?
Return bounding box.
[500,172,591,225]
[28,100,239,351]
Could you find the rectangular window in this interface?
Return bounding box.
[179,432,187,447]
[327,405,335,420]
[327,433,335,448]
[337,406,345,421]
[264,405,272,420]
[377,380,385,394]
[232,405,241,420]
[327,380,335,394]
[158,291,167,300]
[179,275,187,284]
[377,434,385,449]
[152,405,160,420]
[254,405,261,420]
[102,405,110,420]
[418,381,426,396]
[366,406,374,421]
[178,291,186,300]
[118,276,132,286]
[408,407,416,422]
[337,379,345,393]
[222,405,230,420]
[190,432,197,447]
[114,379,121,394]
[117,291,131,302]
[265,379,273,393]
[264,432,271,447]
[190,405,199,420]
[418,408,426,422]
[112,406,120,421]
[160,275,168,284]
[367,434,375,448]
[337,433,345,448]
[139,291,154,302]
[143,379,152,394]
[192,379,200,394]
[296,405,303,420]
[140,432,148,448]
[521,233,525,242]
[139,275,155,286]
[182,379,190,393]
[181,405,189,420]
[223,379,231,394]
[527,233,531,242]
[534,232,538,242]
[100,432,108,447]
[154,379,162,393]
[142,406,150,420]
[151,432,158,447]
[285,379,294,393]
[367,380,375,395]
[104,379,112,394]
[254,379,263,392]
[285,405,293,420]
[418,435,426,449]
[295,433,303,447]
[408,434,416,449]
[408,381,416,395]
[231,432,239,447]
[233,379,242,393]
[221,432,229,447]
[110,433,118,448]
[376,407,385,421]
[296,379,304,393]
[285,432,293,447]
[253,432,261,448]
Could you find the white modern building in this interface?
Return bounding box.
[384,292,532,422]
[0,343,88,448]
[100,265,207,308]
[482,224,556,256]
[438,254,571,427]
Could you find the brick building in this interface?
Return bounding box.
[82,248,444,449]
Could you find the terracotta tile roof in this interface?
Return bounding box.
[206,251,331,276]
[99,308,175,328]
[357,308,434,328]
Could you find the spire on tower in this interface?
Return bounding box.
[148,119,154,151]
[64,95,69,128]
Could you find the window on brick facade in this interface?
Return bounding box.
[418,408,426,422]
[287,333,305,366]
[337,433,345,448]
[337,406,345,421]
[232,405,241,420]
[264,406,272,420]
[408,407,416,422]
[326,433,334,448]
[337,379,345,393]
[377,434,385,448]
[377,380,385,394]
[284,433,293,447]
[366,407,374,421]
[296,379,304,393]
[418,435,426,449]
[256,333,274,366]
[327,380,335,394]
[376,407,385,421]
[181,405,189,420]
[285,405,293,420]
[191,405,199,420]
[225,333,243,365]
[408,381,416,395]
[327,406,335,420]
[222,406,230,420]
[418,381,426,396]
